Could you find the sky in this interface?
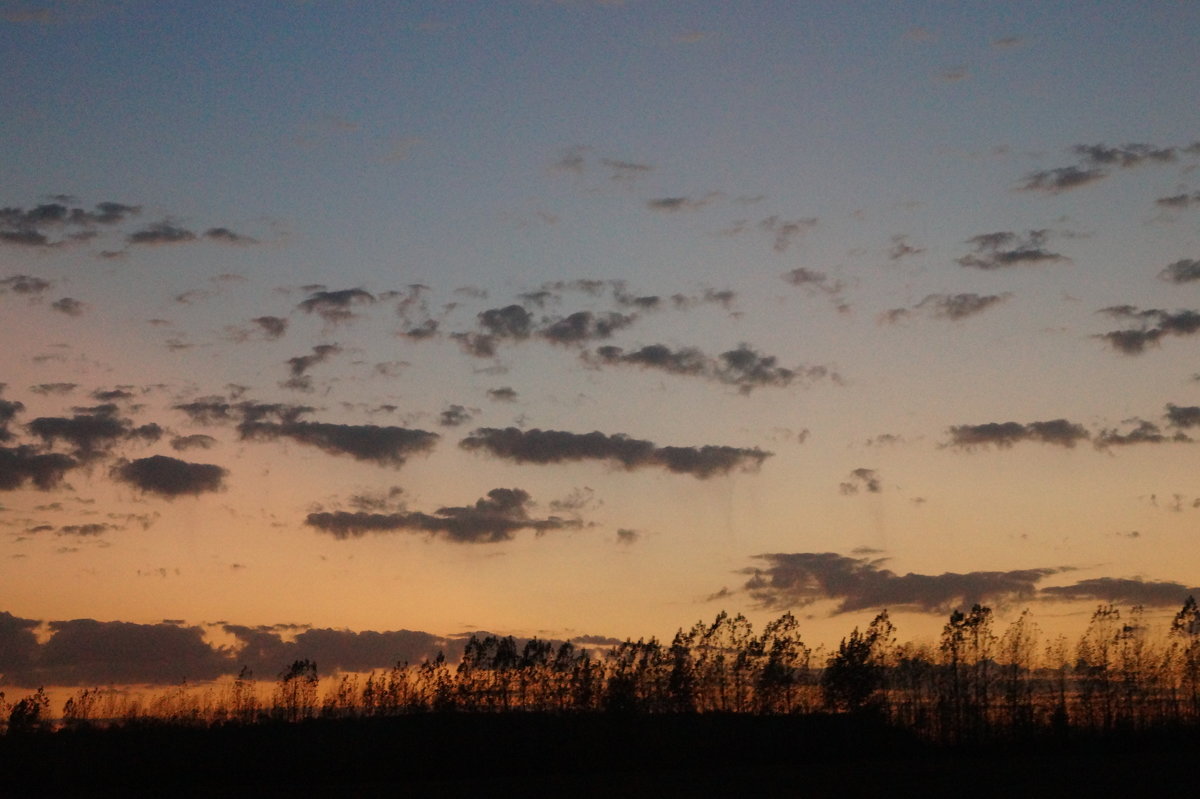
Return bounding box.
[2,0,1200,688]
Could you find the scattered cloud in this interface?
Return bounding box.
[586,343,839,394]
[111,455,228,498]
[306,487,581,543]
[297,288,375,324]
[945,419,1090,450]
[882,292,1011,323]
[1159,259,1200,284]
[1096,306,1200,354]
[839,468,881,495]
[738,552,1062,613]
[239,420,439,467]
[1019,141,1191,194]
[956,230,1066,270]
[460,427,771,478]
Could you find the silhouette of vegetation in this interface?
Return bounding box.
[5,601,1200,792]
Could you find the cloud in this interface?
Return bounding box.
[479,304,534,339]
[460,427,771,478]
[1157,192,1200,209]
[26,405,135,460]
[1096,306,1200,354]
[1166,404,1200,429]
[0,274,51,294]
[50,297,84,316]
[1040,577,1200,607]
[251,316,289,339]
[111,455,228,497]
[306,487,581,543]
[839,468,881,495]
[1019,142,1188,194]
[781,267,845,303]
[1018,166,1108,194]
[170,434,217,451]
[1160,259,1200,284]
[945,419,1090,449]
[646,193,718,212]
[239,420,439,467]
[883,292,1011,323]
[956,230,1066,269]
[203,227,256,244]
[487,387,518,402]
[887,235,925,261]
[29,383,76,396]
[738,552,1061,613]
[126,221,197,246]
[586,343,838,394]
[439,404,473,427]
[758,216,818,252]
[223,625,443,676]
[0,611,39,674]
[540,311,635,345]
[0,201,140,247]
[24,618,230,686]
[297,288,375,323]
[1094,420,1190,449]
[57,523,112,536]
[0,446,76,490]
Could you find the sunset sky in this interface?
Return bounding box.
[3,0,1200,687]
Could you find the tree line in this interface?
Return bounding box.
[5,598,1200,743]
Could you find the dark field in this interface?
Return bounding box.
[3,713,1198,797]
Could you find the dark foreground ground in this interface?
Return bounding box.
[2,714,1197,797]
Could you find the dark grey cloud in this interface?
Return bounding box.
[883,292,1011,323]
[0,611,39,675]
[251,315,288,339]
[1157,192,1200,209]
[239,420,438,467]
[460,427,771,479]
[173,398,313,426]
[1160,259,1200,284]
[945,419,1090,449]
[887,235,925,261]
[1040,577,1200,607]
[1019,142,1187,194]
[58,523,112,536]
[0,396,24,441]
[0,201,139,247]
[540,311,635,345]
[0,274,51,294]
[839,468,881,495]
[111,455,228,498]
[23,618,229,686]
[600,157,653,181]
[586,343,838,394]
[646,193,718,212]
[50,297,84,316]
[306,487,580,543]
[759,216,818,252]
[487,387,518,402]
[956,230,1065,269]
[1018,166,1107,194]
[297,288,375,323]
[223,625,443,676]
[1094,419,1190,449]
[282,344,342,391]
[0,446,77,490]
[1096,306,1200,354]
[781,267,845,301]
[29,382,76,396]
[203,227,256,244]
[479,304,534,339]
[26,405,134,460]
[739,552,1061,613]
[439,404,473,427]
[126,221,197,246]
[170,434,217,451]
[1165,404,1200,429]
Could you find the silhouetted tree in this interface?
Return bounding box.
[274,659,319,722]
